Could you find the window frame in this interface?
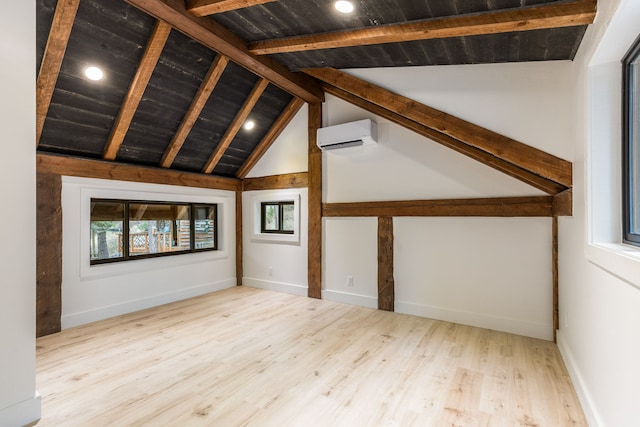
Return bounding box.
[622,34,640,246]
[260,201,295,234]
[90,198,218,265]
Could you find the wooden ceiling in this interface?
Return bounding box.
[36,0,596,180]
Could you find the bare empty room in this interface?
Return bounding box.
[1,0,640,426]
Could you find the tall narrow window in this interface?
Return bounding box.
[90,200,124,262]
[623,35,640,246]
[194,205,217,250]
[261,201,295,234]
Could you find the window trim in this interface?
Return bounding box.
[90,198,218,265]
[622,34,640,246]
[250,191,301,244]
[260,201,295,234]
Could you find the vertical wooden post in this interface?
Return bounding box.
[308,103,322,299]
[552,216,559,342]
[36,172,63,337]
[236,188,243,286]
[378,217,395,311]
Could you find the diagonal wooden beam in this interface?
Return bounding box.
[187,0,276,16]
[103,20,172,160]
[123,0,323,103]
[202,78,269,174]
[249,0,597,55]
[160,55,229,168]
[306,68,572,194]
[236,97,305,178]
[36,0,81,146]
[322,85,566,195]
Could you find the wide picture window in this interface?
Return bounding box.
[623,35,640,246]
[90,199,218,264]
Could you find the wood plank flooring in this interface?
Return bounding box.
[36,286,587,426]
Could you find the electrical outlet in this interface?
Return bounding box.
[347,275,354,287]
[269,266,273,277]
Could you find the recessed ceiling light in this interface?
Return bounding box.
[244,120,255,131]
[85,66,104,81]
[335,0,354,14]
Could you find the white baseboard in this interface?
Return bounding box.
[0,392,41,427]
[61,279,236,329]
[395,300,553,341]
[242,278,308,297]
[321,290,378,309]
[557,330,602,427]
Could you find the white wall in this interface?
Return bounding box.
[244,60,571,341]
[318,62,572,340]
[61,177,237,328]
[558,0,640,425]
[246,103,309,178]
[0,2,41,426]
[242,189,308,296]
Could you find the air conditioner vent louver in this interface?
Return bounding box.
[317,119,377,150]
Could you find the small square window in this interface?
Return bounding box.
[261,201,295,234]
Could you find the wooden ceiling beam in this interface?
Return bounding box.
[160,55,229,168]
[236,97,305,179]
[306,68,572,194]
[187,0,276,16]
[323,196,555,218]
[123,0,323,103]
[249,0,597,55]
[36,0,81,146]
[202,78,269,174]
[37,153,242,191]
[103,20,172,160]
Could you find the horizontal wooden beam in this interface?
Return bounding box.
[36,0,81,146]
[323,196,555,218]
[321,85,567,195]
[37,153,242,191]
[123,0,323,103]
[103,20,172,160]
[250,0,596,54]
[242,172,308,191]
[187,0,275,16]
[307,68,572,193]
[236,97,305,179]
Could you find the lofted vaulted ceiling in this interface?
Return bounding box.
[36,0,596,180]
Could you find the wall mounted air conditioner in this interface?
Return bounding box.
[317,119,378,150]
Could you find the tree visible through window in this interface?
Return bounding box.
[90,199,218,264]
[261,201,294,234]
[623,35,640,246]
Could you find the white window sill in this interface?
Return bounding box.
[586,242,640,290]
[251,233,300,245]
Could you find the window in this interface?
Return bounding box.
[261,201,295,234]
[623,35,640,246]
[90,199,217,264]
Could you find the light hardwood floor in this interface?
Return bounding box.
[36,286,586,426]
